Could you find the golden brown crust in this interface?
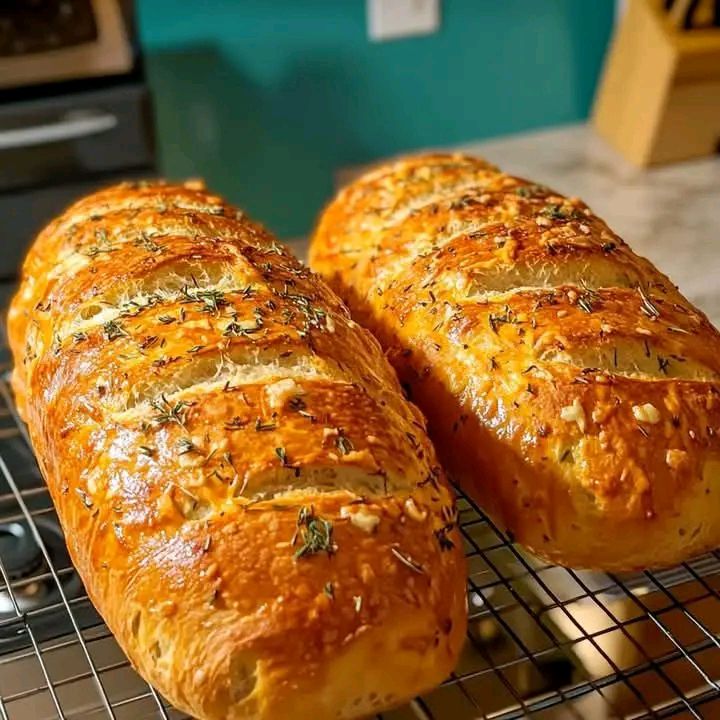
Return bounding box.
[8,180,466,720]
[310,153,720,572]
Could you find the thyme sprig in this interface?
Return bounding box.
[180,282,227,314]
[103,319,128,341]
[335,431,354,456]
[292,506,336,559]
[638,286,660,319]
[390,546,426,574]
[150,394,192,428]
[134,233,165,253]
[84,229,116,258]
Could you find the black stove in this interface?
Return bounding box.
[0,3,155,656]
[0,1,156,280]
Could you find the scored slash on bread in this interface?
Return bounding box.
[7,180,466,720]
[310,153,720,572]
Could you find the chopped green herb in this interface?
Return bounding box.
[515,184,546,198]
[84,229,115,257]
[180,285,227,314]
[577,295,594,313]
[134,233,165,253]
[288,396,306,412]
[224,416,247,430]
[638,286,660,319]
[139,335,159,350]
[151,394,191,428]
[293,506,336,559]
[223,315,264,337]
[540,203,584,222]
[177,438,196,455]
[488,306,518,333]
[435,525,456,551]
[103,319,128,341]
[390,546,425,574]
[335,432,354,456]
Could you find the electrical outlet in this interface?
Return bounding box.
[367,0,440,42]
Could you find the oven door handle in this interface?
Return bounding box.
[0,111,118,151]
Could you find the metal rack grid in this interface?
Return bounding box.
[0,349,719,720]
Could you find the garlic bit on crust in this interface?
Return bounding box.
[560,397,586,433]
[340,506,381,533]
[632,403,661,425]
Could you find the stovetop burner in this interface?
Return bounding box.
[0,520,41,579]
[0,516,82,619]
[0,352,101,654]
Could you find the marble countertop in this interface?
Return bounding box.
[322,123,720,324]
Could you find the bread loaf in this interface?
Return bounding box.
[310,153,720,571]
[7,181,466,719]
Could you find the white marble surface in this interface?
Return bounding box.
[455,124,720,324]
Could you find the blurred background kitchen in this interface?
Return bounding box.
[3,0,719,307]
[2,2,720,719]
[137,0,613,239]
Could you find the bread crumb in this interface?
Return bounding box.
[156,600,176,618]
[666,449,688,470]
[264,378,300,409]
[560,398,586,432]
[592,405,610,423]
[86,475,97,495]
[536,216,551,227]
[632,403,661,424]
[404,498,427,522]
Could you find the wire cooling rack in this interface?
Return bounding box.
[0,347,719,720]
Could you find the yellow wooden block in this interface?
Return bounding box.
[593,0,720,166]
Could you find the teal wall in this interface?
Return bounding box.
[137,1,614,237]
